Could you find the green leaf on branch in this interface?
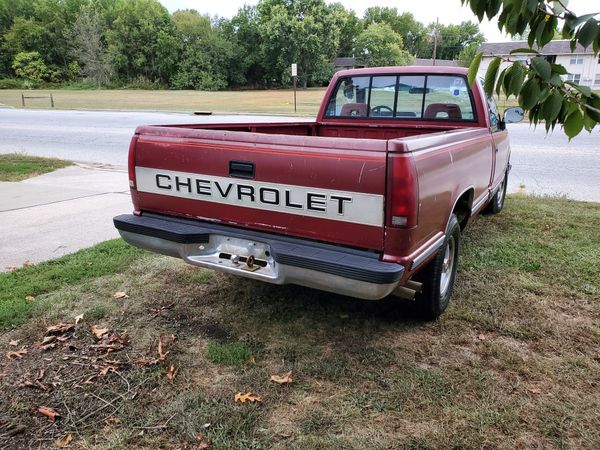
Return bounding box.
[566,81,592,98]
[577,18,600,48]
[484,57,501,97]
[530,57,551,81]
[550,64,568,75]
[564,109,584,139]
[586,96,600,122]
[519,78,541,110]
[508,61,525,96]
[468,52,483,87]
[541,91,563,123]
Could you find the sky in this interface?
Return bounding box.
[159,0,597,43]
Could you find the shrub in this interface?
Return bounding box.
[12,51,50,83]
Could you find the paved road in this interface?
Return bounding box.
[0,109,310,166]
[1,109,598,201]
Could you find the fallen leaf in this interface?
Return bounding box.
[37,406,60,422]
[46,323,75,335]
[74,314,84,325]
[135,356,159,366]
[270,371,293,385]
[113,291,129,299]
[57,336,69,342]
[9,339,19,347]
[7,348,28,359]
[40,343,56,351]
[194,432,211,449]
[166,364,177,382]
[234,392,262,404]
[157,336,169,361]
[244,355,256,367]
[477,333,486,341]
[41,335,57,346]
[25,295,35,302]
[528,386,542,395]
[5,266,17,272]
[90,325,110,340]
[36,368,45,381]
[54,433,73,448]
[99,365,118,376]
[22,260,30,267]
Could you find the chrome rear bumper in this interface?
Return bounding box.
[114,213,403,300]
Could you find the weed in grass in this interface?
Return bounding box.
[86,304,109,320]
[206,340,253,366]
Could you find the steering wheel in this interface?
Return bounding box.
[371,105,393,116]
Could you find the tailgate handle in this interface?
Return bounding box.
[229,161,255,179]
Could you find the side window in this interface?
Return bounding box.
[486,96,500,132]
[423,76,475,120]
[325,76,370,117]
[369,76,396,117]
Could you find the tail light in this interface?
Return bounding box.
[128,135,138,189]
[387,154,419,228]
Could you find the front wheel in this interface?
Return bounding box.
[415,214,461,320]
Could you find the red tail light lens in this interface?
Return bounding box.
[128,135,138,189]
[387,154,418,228]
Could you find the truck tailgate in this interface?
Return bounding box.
[130,126,388,250]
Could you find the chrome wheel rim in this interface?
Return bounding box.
[440,236,455,296]
[496,179,505,207]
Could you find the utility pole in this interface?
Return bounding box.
[431,18,439,66]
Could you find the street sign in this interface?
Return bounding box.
[291,63,297,77]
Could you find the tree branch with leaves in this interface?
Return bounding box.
[463,0,600,138]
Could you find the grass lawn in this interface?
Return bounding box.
[0,88,327,115]
[0,153,71,181]
[0,195,599,448]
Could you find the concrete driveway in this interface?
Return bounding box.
[0,164,130,270]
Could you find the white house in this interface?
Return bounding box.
[478,40,600,88]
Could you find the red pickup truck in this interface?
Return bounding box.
[114,66,523,319]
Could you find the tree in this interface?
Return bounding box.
[104,0,177,84]
[68,8,111,87]
[363,8,427,57]
[12,51,50,83]
[431,21,485,61]
[463,0,600,138]
[457,42,480,68]
[170,10,233,90]
[354,23,414,67]
[256,0,342,88]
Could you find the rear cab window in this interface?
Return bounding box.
[325,73,477,122]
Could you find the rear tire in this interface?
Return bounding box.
[415,214,461,320]
[484,170,508,214]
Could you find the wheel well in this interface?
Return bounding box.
[453,189,474,230]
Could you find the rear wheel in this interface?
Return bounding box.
[415,214,461,320]
[484,170,508,214]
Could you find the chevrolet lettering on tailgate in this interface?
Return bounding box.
[135,167,385,227]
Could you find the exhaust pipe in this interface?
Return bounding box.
[391,280,423,300]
